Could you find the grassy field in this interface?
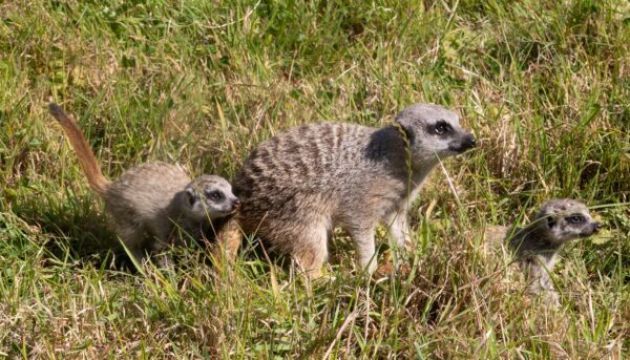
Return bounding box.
[1,0,629,358]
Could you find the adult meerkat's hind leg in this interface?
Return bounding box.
[292,223,329,279]
[286,220,329,279]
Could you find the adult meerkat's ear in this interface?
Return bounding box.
[394,112,416,145]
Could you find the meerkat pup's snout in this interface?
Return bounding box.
[221,103,476,278]
[506,199,600,304]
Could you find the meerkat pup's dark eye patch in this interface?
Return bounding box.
[566,214,586,224]
[206,190,224,201]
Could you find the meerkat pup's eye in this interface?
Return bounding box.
[567,214,586,224]
[432,120,452,135]
[206,190,224,201]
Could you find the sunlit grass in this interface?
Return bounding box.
[0,0,628,358]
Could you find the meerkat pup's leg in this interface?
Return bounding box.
[149,237,174,268]
[347,226,377,275]
[116,224,149,266]
[292,224,329,279]
[523,256,560,305]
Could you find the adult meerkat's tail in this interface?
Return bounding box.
[48,103,110,194]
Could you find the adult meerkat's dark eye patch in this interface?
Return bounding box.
[430,120,453,136]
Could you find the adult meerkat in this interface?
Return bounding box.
[48,103,240,264]
[219,103,476,277]
[485,199,600,303]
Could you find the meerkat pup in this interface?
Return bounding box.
[491,199,600,303]
[220,103,476,277]
[48,103,240,265]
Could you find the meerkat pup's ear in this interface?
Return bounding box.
[186,188,197,206]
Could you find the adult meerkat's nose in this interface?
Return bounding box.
[450,133,476,153]
[461,133,476,150]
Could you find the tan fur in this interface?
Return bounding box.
[48,103,109,194]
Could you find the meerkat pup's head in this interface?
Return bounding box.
[533,199,600,244]
[185,175,240,221]
[395,103,476,164]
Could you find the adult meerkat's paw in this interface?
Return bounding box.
[375,251,412,278]
[375,258,394,278]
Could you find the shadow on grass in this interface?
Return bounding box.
[12,192,140,272]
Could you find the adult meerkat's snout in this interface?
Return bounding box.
[449,132,476,153]
[394,104,477,163]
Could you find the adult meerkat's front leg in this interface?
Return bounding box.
[386,209,413,250]
[381,209,413,275]
[349,227,377,275]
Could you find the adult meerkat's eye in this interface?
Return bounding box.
[205,190,224,202]
[432,120,452,135]
[567,214,586,224]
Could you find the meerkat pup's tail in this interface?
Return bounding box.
[48,103,110,194]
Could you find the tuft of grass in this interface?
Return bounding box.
[0,0,628,358]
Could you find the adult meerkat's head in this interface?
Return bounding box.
[534,199,600,244]
[394,103,476,165]
[185,175,240,221]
